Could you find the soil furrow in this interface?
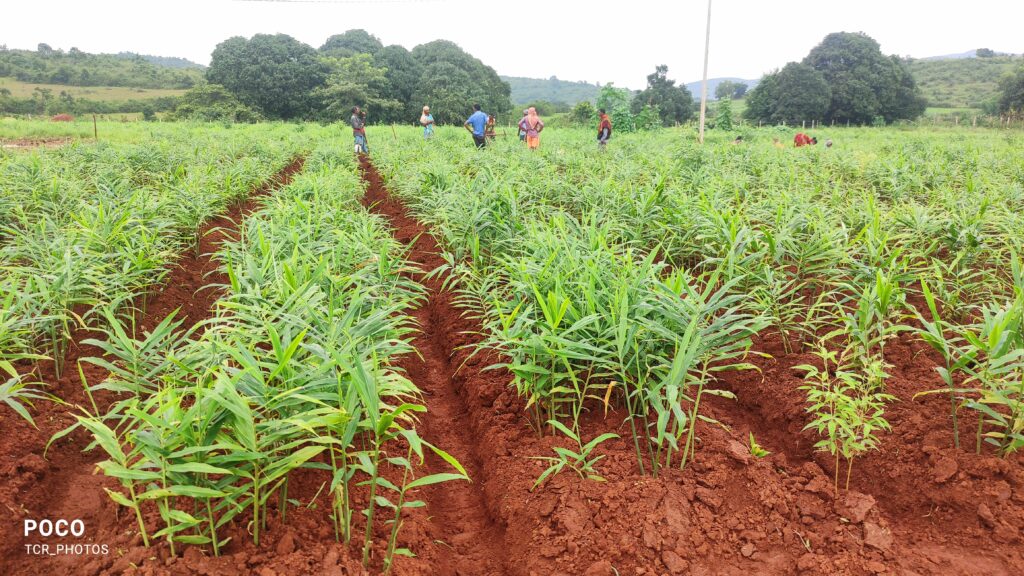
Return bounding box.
[358,157,510,576]
[0,157,305,575]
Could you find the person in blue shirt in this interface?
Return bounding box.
[464,104,489,148]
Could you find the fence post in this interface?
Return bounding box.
[93,114,98,140]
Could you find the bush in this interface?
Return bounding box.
[171,83,262,123]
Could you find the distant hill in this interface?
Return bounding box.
[908,54,1022,108]
[117,52,205,70]
[922,49,1018,61]
[501,76,602,105]
[684,77,760,100]
[503,74,765,105]
[0,45,204,89]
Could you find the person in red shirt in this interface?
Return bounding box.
[597,108,612,149]
[794,133,818,147]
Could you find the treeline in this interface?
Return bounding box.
[0,44,203,88]
[183,30,513,124]
[562,66,695,132]
[744,32,927,126]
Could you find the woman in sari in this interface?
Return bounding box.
[518,107,545,150]
[419,106,434,140]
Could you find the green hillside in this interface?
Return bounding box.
[908,55,1022,109]
[0,45,204,89]
[501,76,602,105]
[0,77,187,101]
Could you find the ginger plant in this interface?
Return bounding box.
[797,343,895,495]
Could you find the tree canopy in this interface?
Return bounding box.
[744,32,925,126]
[373,45,420,123]
[315,54,401,122]
[202,32,510,124]
[998,65,1024,114]
[409,40,511,124]
[320,30,384,58]
[744,63,831,125]
[803,32,925,124]
[630,65,694,126]
[207,34,326,120]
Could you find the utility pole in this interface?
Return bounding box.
[698,0,713,144]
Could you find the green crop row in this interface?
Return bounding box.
[370,125,1024,489]
[0,127,305,396]
[60,144,465,571]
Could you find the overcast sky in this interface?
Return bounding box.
[2,0,1021,89]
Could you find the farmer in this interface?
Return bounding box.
[794,132,817,147]
[350,106,368,154]
[518,109,529,142]
[597,108,612,149]
[419,106,434,140]
[464,104,489,148]
[519,107,544,150]
[485,114,497,141]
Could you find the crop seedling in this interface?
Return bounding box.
[749,432,770,458]
[797,343,895,495]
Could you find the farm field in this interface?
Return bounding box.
[0,78,188,101]
[1,122,1023,576]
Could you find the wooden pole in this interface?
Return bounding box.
[391,125,397,140]
[93,114,98,140]
[697,0,713,144]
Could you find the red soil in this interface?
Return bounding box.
[0,137,73,149]
[356,159,1024,576]
[2,154,1021,576]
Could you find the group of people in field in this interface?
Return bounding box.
[346,103,613,153]
[350,104,828,154]
[457,103,612,151]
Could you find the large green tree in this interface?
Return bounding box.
[803,32,924,124]
[374,45,420,123]
[207,34,326,120]
[743,62,831,125]
[410,61,475,125]
[630,65,694,126]
[410,40,511,124]
[998,65,1024,114]
[315,54,401,122]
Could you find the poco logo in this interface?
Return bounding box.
[23,519,86,538]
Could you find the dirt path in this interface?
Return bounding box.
[0,157,305,575]
[358,157,510,576]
